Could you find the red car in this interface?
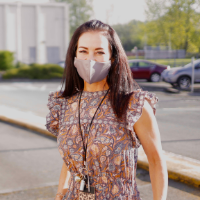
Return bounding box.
[129,59,170,82]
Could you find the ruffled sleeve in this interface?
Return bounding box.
[126,89,158,148]
[45,91,63,137]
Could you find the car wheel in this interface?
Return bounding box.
[150,73,161,82]
[177,76,191,90]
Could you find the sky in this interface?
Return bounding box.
[0,0,50,3]
[0,0,147,24]
[92,0,146,24]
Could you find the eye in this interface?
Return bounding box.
[79,50,87,53]
[97,51,105,55]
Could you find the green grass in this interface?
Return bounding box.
[148,58,191,67]
[127,56,192,67]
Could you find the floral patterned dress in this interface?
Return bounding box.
[45,89,158,200]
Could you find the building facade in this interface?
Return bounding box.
[0,2,69,64]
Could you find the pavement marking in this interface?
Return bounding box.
[0,85,19,91]
[0,182,59,194]
[56,85,63,91]
[162,139,200,143]
[0,147,57,153]
[157,107,200,112]
[0,83,60,91]
[137,184,152,189]
[40,84,47,91]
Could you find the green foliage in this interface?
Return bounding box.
[113,20,144,51]
[55,0,93,37]
[144,0,200,52]
[2,68,19,79]
[0,51,14,70]
[15,61,29,69]
[2,64,64,79]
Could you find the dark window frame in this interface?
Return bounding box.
[195,63,200,69]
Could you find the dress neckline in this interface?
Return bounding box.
[81,89,109,97]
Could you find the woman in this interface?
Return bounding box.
[46,20,168,200]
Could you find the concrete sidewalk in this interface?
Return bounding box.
[0,104,200,190]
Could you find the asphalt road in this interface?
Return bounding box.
[0,121,200,200]
[0,81,200,160]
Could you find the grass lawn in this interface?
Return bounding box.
[148,58,192,67]
[127,56,193,67]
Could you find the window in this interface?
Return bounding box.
[47,47,60,64]
[138,62,151,67]
[129,62,138,68]
[29,47,36,63]
[195,63,200,69]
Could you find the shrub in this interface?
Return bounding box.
[48,72,63,78]
[2,63,64,79]
[15,61,29,69]
[0,51,14,70]
[28,63,64,79]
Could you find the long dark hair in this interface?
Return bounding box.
[59,20,140,119]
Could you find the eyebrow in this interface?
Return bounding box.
[78,46,105,50]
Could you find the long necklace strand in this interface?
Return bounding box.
[78,90,109,159]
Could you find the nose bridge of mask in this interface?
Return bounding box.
[89,60,97,82]
[90,60,111,83]
[74,57,111,84]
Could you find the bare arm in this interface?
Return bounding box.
[55,161,71,200]
[134,100,168,200]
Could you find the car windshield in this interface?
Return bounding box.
[184,60,200,68]
[129,62,138,68]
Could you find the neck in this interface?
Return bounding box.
[83,78,109,92]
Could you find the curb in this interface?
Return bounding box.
[0,115,200,189]
[0,116,55,139]
[137,154,200,188]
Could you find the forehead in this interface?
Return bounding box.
[77,31,109,49]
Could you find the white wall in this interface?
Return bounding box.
[21,5,36,63]
[6,6,17,52]
[0,2,69,64]
[44,6,65,63]
[0,6,5,50]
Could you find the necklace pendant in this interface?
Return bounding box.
[75,175,82,183]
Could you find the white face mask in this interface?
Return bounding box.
[74,57,111,84]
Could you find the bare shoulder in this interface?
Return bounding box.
[133,99,161,157]
[134,99,155,129]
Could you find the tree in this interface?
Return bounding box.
[112,20,144,51]
[144,0,200,52]
[55,0,93,37]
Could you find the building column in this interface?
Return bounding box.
[16,2,22,62]
[64,4,69,58]
[4,4,8,50]
[36,5,46,64]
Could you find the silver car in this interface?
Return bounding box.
[161,59,200,89]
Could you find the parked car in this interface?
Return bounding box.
[128,59,170,82]
[161,59,200,89]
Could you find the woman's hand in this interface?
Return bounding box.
[55,193,64,200]
[55,161,70,200]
